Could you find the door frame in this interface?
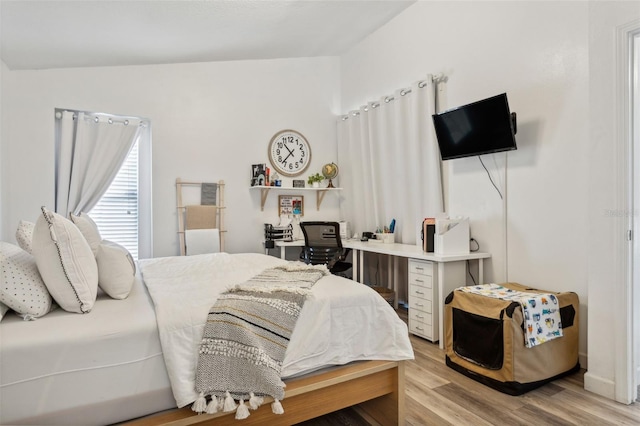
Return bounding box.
[617,19,640,404]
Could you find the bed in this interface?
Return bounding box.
[0,252,413,425]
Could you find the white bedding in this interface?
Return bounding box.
[138,252,414,408]
[0,275,175,425]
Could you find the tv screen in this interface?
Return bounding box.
[432,93,517,161]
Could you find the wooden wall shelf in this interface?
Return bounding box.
[250,186,342,211]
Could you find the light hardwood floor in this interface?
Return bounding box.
[401,312,640,426]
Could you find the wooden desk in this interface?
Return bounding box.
[272,239,490,347]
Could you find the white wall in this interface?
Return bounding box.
[340,1,590,364]
[1,57,342,257]
[0,61,4,241]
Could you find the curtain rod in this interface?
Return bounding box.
[340,73,446,121]
[54,108,149,127]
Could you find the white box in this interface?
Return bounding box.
[338,221,349,240]
[435,217,469,255]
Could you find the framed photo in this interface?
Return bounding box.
[251,163,267,186]
[278,195,304,216]
[293,179,305,188]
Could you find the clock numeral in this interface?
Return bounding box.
[276,148,280,155]
[278,155,283,162]
[295,162,299,168]
[289,163,293,170]
[277,141,284,148]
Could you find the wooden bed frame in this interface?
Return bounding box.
[124,359,405,426]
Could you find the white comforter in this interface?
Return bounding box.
[139,252,414,408]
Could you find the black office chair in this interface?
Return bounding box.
[299,221,352,276]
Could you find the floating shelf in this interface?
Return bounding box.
[250,185,343,211]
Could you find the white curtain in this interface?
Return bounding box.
[337,77,444,298]
[55,111,142,218]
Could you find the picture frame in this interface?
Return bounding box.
[251,163,267,186]
[278,195,304,216]
[293,179,305,188]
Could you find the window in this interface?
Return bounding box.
[89,140,140,259]
[88,121,152,260]
[55,109,152,260]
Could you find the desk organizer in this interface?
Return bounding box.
[435,217,469,255]
[374,233,394,244]
[264,223,293,242]
[444,282,579,395]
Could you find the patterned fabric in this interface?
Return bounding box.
[201,182,218,205]
[194,263,328,417]
[15,220,35,254]
[0,242,52,319]
[459,284,563,348]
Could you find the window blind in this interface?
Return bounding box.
[89,140,140,259]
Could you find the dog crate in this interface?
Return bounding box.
[444,282,580,395]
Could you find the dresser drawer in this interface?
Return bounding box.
[409,284,432,301]
[409,309,432,325]
[408,272,433,289]
[408,259,433,276]
[409,318,433,339]
[409,297,432,313]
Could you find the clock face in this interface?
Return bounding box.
[268,130,312,177]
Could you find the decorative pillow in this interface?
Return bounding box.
[70,212,102,255]
[96,240,136,300]
[0,302,9,321]
[15,220,35,254]
[32,207,98,313]
[0,241,52,318]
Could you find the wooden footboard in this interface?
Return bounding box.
[124,360,405,426]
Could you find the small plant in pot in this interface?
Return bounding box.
[307,173,325,188]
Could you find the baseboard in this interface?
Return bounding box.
[583,371,616,400]
[579,352,588,371]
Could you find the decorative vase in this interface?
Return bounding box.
[312,182,320,188]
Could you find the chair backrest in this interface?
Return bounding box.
[299,221,343,266]
[300,221,343,248]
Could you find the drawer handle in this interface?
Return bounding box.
[415,326,424,331]
[416,315,424,319]
[415,279,424,283]
[415,267,424,271]
[416,303,424,307]
[415,290,424,295]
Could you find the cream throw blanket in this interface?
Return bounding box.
[192,262,329,419]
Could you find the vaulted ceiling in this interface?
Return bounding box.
[1,0,415,70]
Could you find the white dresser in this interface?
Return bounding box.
[407,259,437,341]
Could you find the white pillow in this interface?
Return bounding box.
[70,212,102,255]
[15,220,35,254]
[32,207,98,313]
[96,240,136,299]
[0,241,52,318]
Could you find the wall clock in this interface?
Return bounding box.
[268,129,311,177]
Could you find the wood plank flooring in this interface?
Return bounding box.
[400,308,640,426]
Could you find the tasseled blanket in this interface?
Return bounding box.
[192,262,329,419]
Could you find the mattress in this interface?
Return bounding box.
[0,275,175,425]
[1,252,413,424]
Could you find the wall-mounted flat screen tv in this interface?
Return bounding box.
[432,93,517,161]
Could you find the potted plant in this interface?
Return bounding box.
[307,173,325,188]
